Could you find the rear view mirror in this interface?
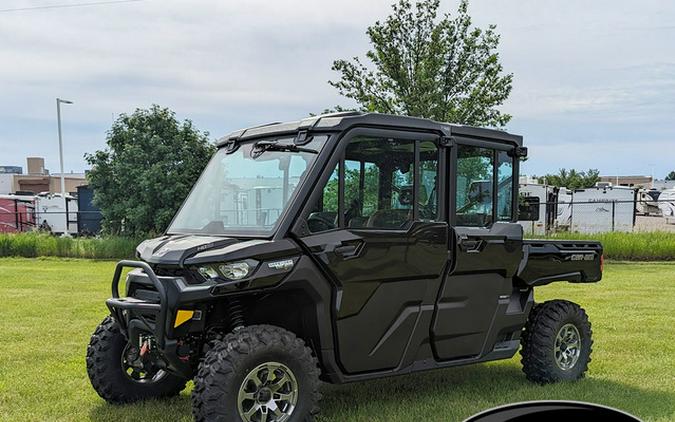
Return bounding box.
[518,196,540,221]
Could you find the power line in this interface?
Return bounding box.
[0,0,143,13]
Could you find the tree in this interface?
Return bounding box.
[538,169,601,190]
[666,171,675,181]
[328,0,513,127]
[85,105,215,236]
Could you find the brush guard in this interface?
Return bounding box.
[106,260,167,348]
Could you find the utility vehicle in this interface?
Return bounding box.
[87,112,603,422]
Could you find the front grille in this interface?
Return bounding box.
[153,266,203,285]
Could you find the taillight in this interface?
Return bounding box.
[600,254,604,273]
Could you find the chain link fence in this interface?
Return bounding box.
[519,198,675,235]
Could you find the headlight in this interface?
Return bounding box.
[219,261,251,280]
[196,260,258,282]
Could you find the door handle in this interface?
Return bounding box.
[459,238,483,253]
[334,241,363,259]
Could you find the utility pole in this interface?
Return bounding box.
[56,98,73,235]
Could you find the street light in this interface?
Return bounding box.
[56,98,73,235]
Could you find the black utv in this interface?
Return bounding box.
[87,112,603,421]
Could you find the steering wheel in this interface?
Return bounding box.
[307,214,336,233]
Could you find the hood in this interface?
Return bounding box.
[136,235,301,267]
[136,235,239,265]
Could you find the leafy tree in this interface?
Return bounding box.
[85,105,215,236]
[328,0,512,127]
[666,171,675,181]
[538,169,600,190]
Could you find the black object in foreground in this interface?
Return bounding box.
[86,112,604,421]
[465,400,641,422]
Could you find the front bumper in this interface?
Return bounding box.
[105,260,213,378]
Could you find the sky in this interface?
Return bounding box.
[1,0,674,179]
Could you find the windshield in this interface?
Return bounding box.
[168,135,327,235]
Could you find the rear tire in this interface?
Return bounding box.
[520,300,593,384]
[86,316,187,404]
[192,324,321,422]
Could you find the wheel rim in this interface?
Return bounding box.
[237,361,299,422]
[121,343,166,383]
[554,323,581,371]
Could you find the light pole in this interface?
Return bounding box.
[56,98,73,235]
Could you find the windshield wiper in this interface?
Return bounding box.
[253,140,317,155]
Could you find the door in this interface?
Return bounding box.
[297,129,448,374]
[432,141,524,361]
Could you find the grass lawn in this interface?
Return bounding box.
[0,258,673,421]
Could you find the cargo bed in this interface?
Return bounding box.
[517,240,603,287]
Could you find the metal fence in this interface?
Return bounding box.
[518,198,675,235]
[2,198,675,236]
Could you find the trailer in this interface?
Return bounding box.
[636,189,661,216]
[0,194,36,233]
[518,184,555,235]
[658,189,675,224]
[34,193,78,235]
[569,186,636,233]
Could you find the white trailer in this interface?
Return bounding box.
[658,189,675,224]
[636,189,661,216]
[518,184,551,235]
[569,186,635,233]
[34,193,78,235]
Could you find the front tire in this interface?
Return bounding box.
[192,325,321,422]
[520,300,593,384]
[86,316,187,404]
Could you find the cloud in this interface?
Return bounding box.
[0,0,674,178]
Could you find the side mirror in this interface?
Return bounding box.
[518,196,540,221]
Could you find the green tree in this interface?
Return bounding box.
[538,169,600,190]
[329,0,512,127]
[85,105,215,236]
[665,171,675,181]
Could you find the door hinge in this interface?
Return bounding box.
[440,136,455,147]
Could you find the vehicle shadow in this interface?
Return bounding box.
[88,361,674,422]
[319,362,674,421]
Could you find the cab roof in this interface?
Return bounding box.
[217,112,523,147]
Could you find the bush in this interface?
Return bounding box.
[1,231,673,261]
[534,231,675,261]
[0,233,138,259]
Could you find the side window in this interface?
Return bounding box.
[497,150,514,221]
[419,141,439,221]
[307,163,338,233]
[306,135,439,233]
[347,137,415,229]
[456,146,494,227]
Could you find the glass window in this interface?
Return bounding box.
[419,141,439,221]
[456,146,494,226]
[344,160,365,227]
[346,137,415,229]
[497,150,514,221]
[168,136,327,235]
[307,163,339,233]
[307,135,440,233]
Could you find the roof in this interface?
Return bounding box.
[217,112,523,147]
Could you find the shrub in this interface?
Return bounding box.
[0,233,138,259]
[534,231,675,261]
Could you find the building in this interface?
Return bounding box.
[599,175,652,188]
[652,179,675,191]
[0,157,87,195]
[0,166,22,174]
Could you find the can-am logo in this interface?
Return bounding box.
[464,401,640,422]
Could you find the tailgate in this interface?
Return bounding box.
[517,240,603,287]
